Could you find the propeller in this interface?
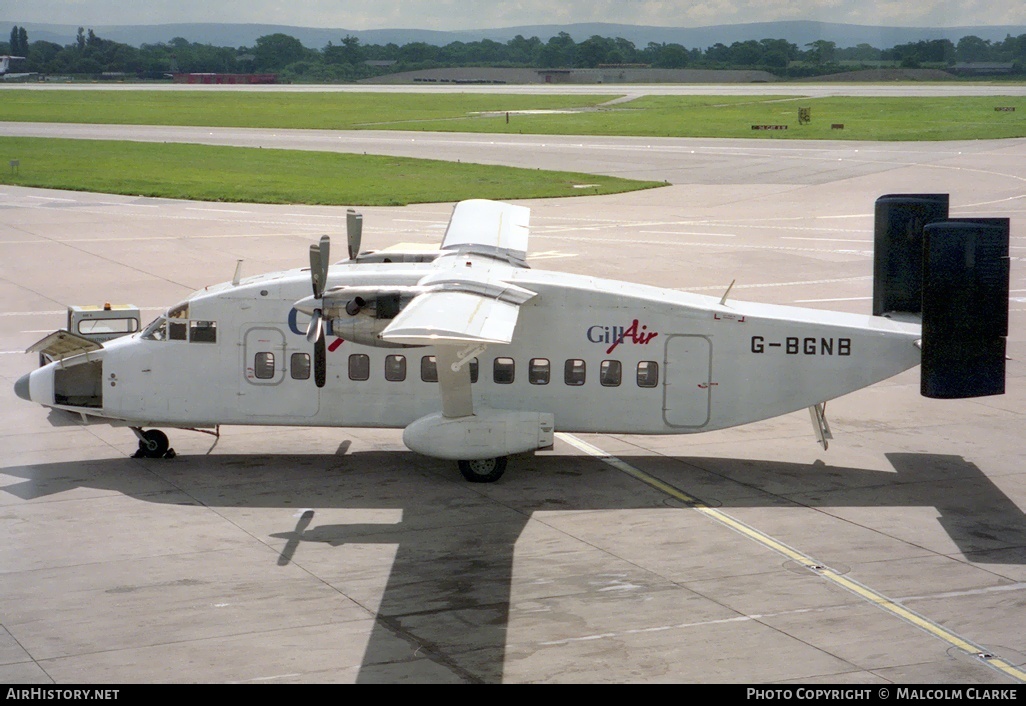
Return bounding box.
[347,209,362,261]
[306,235,330,388]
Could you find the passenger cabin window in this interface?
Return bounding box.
[493,357,515,384]
[564,359,586,386]
[529,358,550,385]
[254,352,275,379]
[349,354,370,381]
[600,360,622,387]
[291,353,311,380]
[189,320,217,343]
[415,356,475,382]
[385,354,406,382]
[421,356,438,383]
[637,361,659,388]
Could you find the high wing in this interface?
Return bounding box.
[381,200,536,419]
[437,198,530,265]
[379,199,535,348]
[378,275,536,347]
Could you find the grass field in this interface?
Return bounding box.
[0,90,614,130]
[425,95,1026,140]
[2,90,1025,140]
[1,88,1022,204]
[0,136,664,205]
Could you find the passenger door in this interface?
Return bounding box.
[240,326,319,417]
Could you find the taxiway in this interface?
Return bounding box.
[1,117,1024,684]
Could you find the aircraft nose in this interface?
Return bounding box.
[14,372,31,401]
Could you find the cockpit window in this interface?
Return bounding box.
[168,302,189,319]
[189,320,217,343]
[141,317,167,340]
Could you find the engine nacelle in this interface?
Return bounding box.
[324,287,420,347]
[330,314,411,348]
[403,408,555,460]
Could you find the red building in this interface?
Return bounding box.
[173,73,277,84]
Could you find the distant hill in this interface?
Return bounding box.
[4,20,1026,50]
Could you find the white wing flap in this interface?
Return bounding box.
[440,199,530,260]
[380,290,520,346]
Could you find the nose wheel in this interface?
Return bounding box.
[131,428,174,459]
[457,457,507,483]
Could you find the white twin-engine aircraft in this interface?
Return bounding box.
[0,55,33,80]
[15,195,1009,482]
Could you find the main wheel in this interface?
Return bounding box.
[458,457,507,483]
[138,429,169,459]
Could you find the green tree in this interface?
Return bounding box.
[325,34,364,66]
[836,43,882,62]
[253,33,306,70]
[577,35,616,67]
[651,43,690,68]
[397,41,439,64]
[506,35,541,64]
[805,40,836,65]
[538,32,576,67]
[27,40,61,71]
[956,35,992,62]
[759,38,798,65]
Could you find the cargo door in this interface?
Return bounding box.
[663,334,712,428]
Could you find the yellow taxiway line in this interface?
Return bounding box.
[557,432,1026,683]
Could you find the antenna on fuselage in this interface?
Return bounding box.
[232,260,243,286]
[719,279,736,306]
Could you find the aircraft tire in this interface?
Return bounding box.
[458,457,507,483]
[139,429,169,459]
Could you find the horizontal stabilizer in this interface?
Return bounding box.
[921,218,1009,399]
[873,193,949,317]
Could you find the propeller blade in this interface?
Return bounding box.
[318,235,330,281]
[309,235,331,298]
[347,209,362,261]
[314,335,326,388]
[309,243,323,298]
[305,309,323,344]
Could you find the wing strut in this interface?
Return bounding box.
[435,346,475,418]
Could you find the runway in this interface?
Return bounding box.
[1,114,1025,682]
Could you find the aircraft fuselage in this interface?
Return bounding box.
[19,258,922,435]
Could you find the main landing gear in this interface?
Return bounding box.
[457,457,507,483]
[131,428,176,459]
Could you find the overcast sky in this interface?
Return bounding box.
[2,1,1024,30]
